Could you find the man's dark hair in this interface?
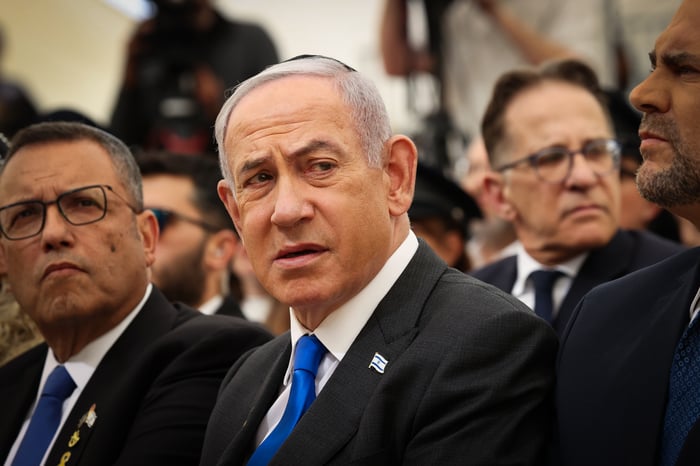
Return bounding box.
[481,58,610,168]
[4,121,143,209]
[136,151,233,231]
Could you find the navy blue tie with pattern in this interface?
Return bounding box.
[12,365,76,466]
[660,318,700,466]
[247,334,327,466]
[530,270,562,324]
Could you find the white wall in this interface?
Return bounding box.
[1,0,422,132]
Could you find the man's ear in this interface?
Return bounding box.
[384,135,417,216]
[138,209,159,268]
[483,171,517,222]
[204,229,239,271]
[217,179,243,240]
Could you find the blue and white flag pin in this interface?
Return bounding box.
[369,352,388,374]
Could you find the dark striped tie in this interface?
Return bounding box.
[530,270,563,323]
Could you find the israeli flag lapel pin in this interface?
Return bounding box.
[369,352,388,374]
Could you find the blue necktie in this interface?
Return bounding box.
[660,318,700,466]
[530,270,562,323]
[12,365,76,466]
[247,334,327,466]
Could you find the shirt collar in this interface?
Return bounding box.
[198,294,224,316]
[512,243,588,296]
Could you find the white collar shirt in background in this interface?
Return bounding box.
[512,244,587,319]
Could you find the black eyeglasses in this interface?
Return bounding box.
[0,184,138,240]
[149,207,220,233]
[495,138,621,184]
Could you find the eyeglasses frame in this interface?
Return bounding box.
[0,184,139,240]
[495,138,622,184]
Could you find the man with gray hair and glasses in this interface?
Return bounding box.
[0,121,271,466]
[471,58,683,336]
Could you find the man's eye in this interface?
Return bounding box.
[310,161,336,172]
[245,172,273,186]
[536,151,567,167]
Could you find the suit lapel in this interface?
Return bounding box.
[271,242,445,464]
[556,230,634,332]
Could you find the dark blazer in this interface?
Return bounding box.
[556,247,700,466]
[471,229,685,335]
[214,294,245,319]
[200,242,558,465]
[0,287,271,466]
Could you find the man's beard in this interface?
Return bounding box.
[636,114,700,208]
[153,239,208,308]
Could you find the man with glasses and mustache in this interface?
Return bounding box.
[137,151,244,318]
[557,2,700,465]
[0,122,271,466]
[471,58,683,336]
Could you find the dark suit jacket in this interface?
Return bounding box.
[556,247,700,466]
[214,294,245,319]
[471,229,685,335]
[0,287,271,466]
[200,242,558,465]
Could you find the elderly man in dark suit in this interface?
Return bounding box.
[0,122,271,465]
[199,54,557,466]
[557,1,700,465]
[471,59,684,336]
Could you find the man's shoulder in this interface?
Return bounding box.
[617,228,686,261]
[470,254,516,278]
[0,342,45,378]
[586,246,700,301]
[166,302,272,345]
[126,292,272,370]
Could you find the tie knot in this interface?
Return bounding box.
[530,269,563,293]
[43,365,76,401]
[294,335,327,377]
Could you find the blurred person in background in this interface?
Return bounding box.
[0,25,38,139]
[138,151,244,317]
[380,0,618,174]
[230,245,290,335]
[408,161,482,272]
[0,131,42,366]
[110,0,278,155]
[460,136,518,269]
